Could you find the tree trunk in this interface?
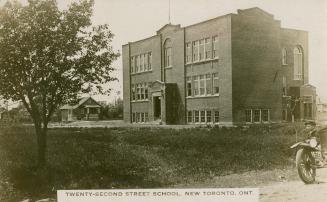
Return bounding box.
[35,123,47,168]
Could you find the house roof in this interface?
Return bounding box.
[60,97,101,110]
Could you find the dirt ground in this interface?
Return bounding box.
[174,167,327,202]
[260,167,327,202]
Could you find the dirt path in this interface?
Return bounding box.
[260,168,327,202]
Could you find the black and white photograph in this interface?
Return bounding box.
[0,0,327,201]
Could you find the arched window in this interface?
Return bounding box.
[282,48,287,65]
[293,46,303,80]
[164,39,172,68]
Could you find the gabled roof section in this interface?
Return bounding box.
[237,7,274,19]
[156,23,181,35]
[60,97,101,110]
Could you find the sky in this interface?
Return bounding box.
[1,0,327,103]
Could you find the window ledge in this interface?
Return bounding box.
[164,66,173,69]
[131,100,149,103]
[131,70,153,75]
[282,63,288,66]
[186,94,219,99]
[185,58,219,66]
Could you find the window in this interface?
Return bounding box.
[140,112,145,123]
[140,54,144,72]
[205,74,212,95]
[214,111,219,123]
[213,36,219,59]
[193,76,199,96]
[164,47,172,67]
[164,39,172,68]
[135,55,139,73]
[145,83,149,100]
[136,84,141,100]
[186,77,192,97]
[140,83,144,100]
[282,48,287,65]
[187,111,193,123]
[206,110,212,123]
[131,84,136,101]
[205,38,211,59]
[245,110,252,122]
[199,75,205,95]
[186,42,192,63]
[253,109,261,122]
[132,113,136,123]
[194,110,199,123]
[213,73,219,94]
[193,41,199,61]
[199,39,205,61]
[200,111,206,123]
[261,109,269,122]
[145,112,148,122]
[136,112,140,123]
[131,57,134,73]
[148,52,152,70]
[294,46,303,80]
[144,53,148,71]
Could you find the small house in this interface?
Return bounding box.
[60,97,101,122]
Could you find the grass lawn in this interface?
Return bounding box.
[0,124,304,201]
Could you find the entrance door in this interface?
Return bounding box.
[153,96,161,120]
[304,103,312,119]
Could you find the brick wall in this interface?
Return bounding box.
[231,8,283,123]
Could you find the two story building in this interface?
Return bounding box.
[122,7,316,125]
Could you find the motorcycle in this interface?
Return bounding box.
[290,125,327,184]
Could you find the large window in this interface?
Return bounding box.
[186,77,192,97]
[135,55,139,73]
[205,38,211,59]
[253,109,261,122]
[213,36,219,59]
[214,111,219,123]
[199,39,205,61]
[194,110,199,123]
[164,39,172,68]
[131,84,136,101]
[245,110,252,122]
[245,109,270,123]
[130,57,134,73]
[193,41,199,62]
[205,74,212,94]
[132,82,149,101]
[131,52,152,74]
[206,111,212,123]
[213,73,219,94]
[140,54,144,72]
[193,75,199,96]
[186,42,192,64]
[186,73,218,98]
[148,52,152,71]
[282,48,287,65]
[144,53,148,71]
[164,47,172,67]
[261,110,269,122]
[187,111,193,123]
[294,46,303,80]
[199,75,205,95]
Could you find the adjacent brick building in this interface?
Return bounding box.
[122,7,316,125]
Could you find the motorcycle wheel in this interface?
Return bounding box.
[296,148,316,184]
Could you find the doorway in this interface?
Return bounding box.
[153,96,161,120]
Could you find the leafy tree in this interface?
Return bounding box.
[0,0,119,167]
